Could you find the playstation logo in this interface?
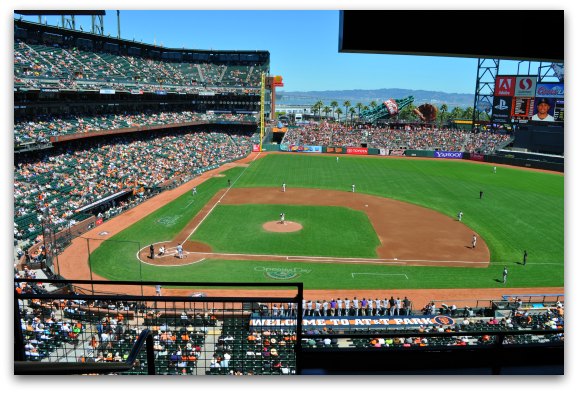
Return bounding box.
[495,99,509,110]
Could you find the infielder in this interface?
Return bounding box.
[282,183,286,192]
[457,211,463,222]
[472,234,477,249]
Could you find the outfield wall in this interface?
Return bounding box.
[260,143,563,172]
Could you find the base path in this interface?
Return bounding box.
[56,152,563,306]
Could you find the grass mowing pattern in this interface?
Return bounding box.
[89,167,244,281]
[189,204,380,257]
[90,154,563,289]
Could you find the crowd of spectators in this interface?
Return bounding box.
[15,110,257,145]
[282,122,512,153]
[14,128,253,247]
[14,40,266,93]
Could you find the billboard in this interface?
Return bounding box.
[491,96,513,124]
[514,76,537,97]
[492,76,564,124]
[494,76,516,96]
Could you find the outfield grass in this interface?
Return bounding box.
[90,154,564,289]
[189,204,380,257]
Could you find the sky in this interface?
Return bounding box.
[9,6,567,95]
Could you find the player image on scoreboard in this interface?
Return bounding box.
[530,97,564,123]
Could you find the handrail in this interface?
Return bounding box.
[14,329,155,375]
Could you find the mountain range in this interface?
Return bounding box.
[276,88,476,110]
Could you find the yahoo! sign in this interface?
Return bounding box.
[434,151,463,159]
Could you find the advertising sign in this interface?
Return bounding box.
[383,99,399,116]
[327,147,344,153]
[252,144,261,152]
[470,153,485,161]
[389,149,406,156]
[491,96,513,124]
[434,151,463,159]
[514,76,537,97]
[494,76,516,96]
[99,88,115,95]
[249,315,455,330]
[535,83,564,99]
[346,147,368,155]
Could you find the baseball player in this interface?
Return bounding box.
[176,243,184,259]
[457,211,463,222]
[282,182,286,192]
[336,156,339,162]
[279,212,285,224]
[523,250,528,266]
[344,297,351,316]
[472,234,477,249]
[502,266,508,284]
[192,187,197,196]
[352,184,356,193]
[493,166,497,174]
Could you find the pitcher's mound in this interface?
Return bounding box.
[262,221,303,233]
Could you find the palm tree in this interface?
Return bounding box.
[343,100,351,126]
[335,107,343,123]
[370,100,378,109]
[439,104,448,127]
[355,102,364,119]
[330,100,338,121]
[323,106,331,119]
[315,100,324,120]
[349,108,356,125]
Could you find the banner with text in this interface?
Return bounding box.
[389,149,406,156]
[326,146,345,154]
[346,147,368,155]
[249,315,455,330]
[469,153,485,162]
[280,144,322,153]
[252,144,261,152]
[434,151,463,159]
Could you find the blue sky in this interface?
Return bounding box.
[13,10,486,94]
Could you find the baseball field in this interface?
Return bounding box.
[74,152,563,295]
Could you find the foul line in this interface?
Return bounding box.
[185,152,260,241]
[351,273,408,279]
